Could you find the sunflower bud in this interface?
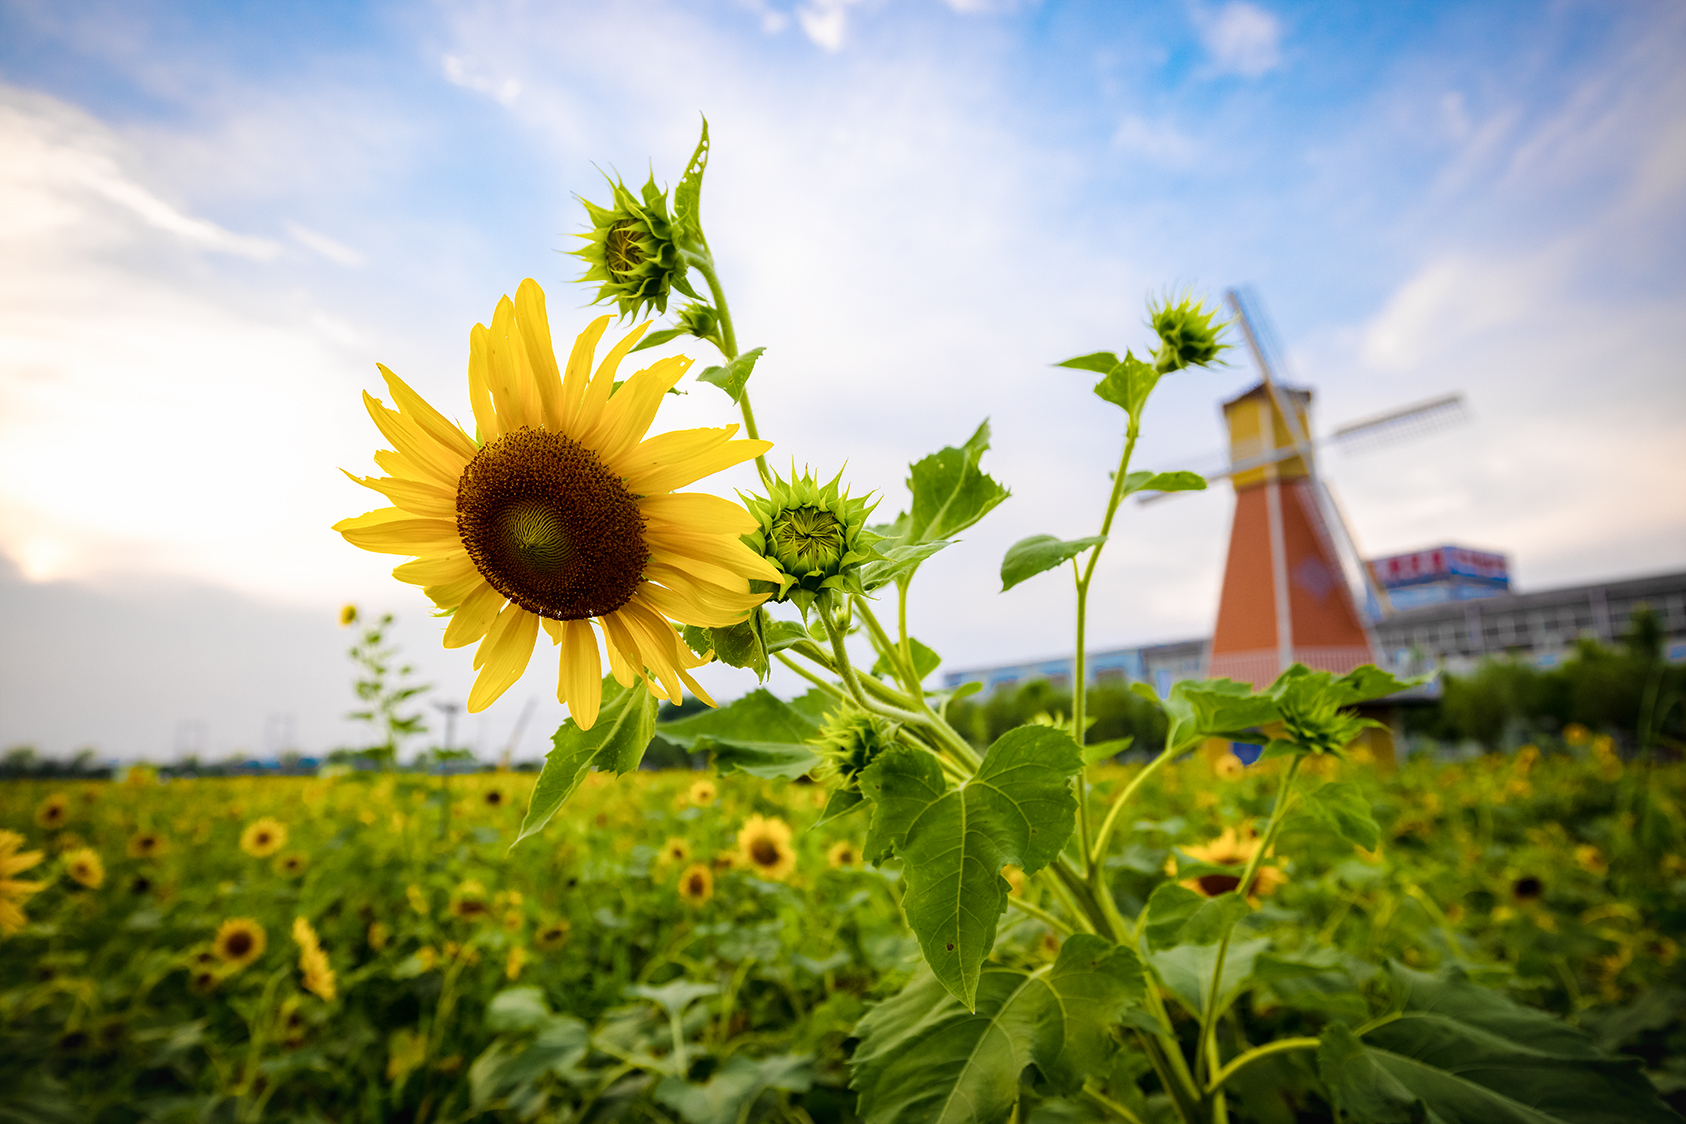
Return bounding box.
[742,469,881,612]
[812,708,895,791]
[572,176,700,320]
[1149,294,1228,374]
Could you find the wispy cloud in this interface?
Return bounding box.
[1112,113,1201,167]
[796,0,866,51]
[285,222,366,267]
[442,53,520,105]
[1192,1,1283,78]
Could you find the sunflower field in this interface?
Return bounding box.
[2,735,1683,1124]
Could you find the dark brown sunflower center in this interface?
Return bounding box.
[457,427,647,620]
[1196,874,1241,897]
[750,839,780,866]
[606,220,646,280]
[224,932,253,958]
[686,874,706,895]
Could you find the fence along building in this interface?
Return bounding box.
[942,570,1686,697]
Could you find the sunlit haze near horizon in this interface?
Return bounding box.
[2,0,1683,762]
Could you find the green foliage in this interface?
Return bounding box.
[656,688,827,780]
[1320,964,1681,1123]
[343,611,430,767]
[514,676,657,845]
[948,681,1167,753]
[850,935,1145,1124]
[885,421,1011,554]
[860,726,1082,1008]
[698,346,764,403]
[999,534,1107,592]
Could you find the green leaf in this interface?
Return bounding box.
[1090,352,1160,418]
[1141,883,1250,951]
[513,678,656,847]
[1328,963,1683,1124]
[1139,471,1207,494]
[681,618,769,680]
[1054,351,1120,375]
[655,1054,813,1124]
[1148,936,1272,1018]
[859,725,1082,1008]
[871,637,941,682]
[814,787,866,829]
[468,1016,590,1114]
[1082,735,1133,765]
[627,979,720,1018]
[850,935,1145,1124]
[1157,678,1278,752]
[861,540,953,592]
[1289,781,1381,851]
[763,618,810,654]
[657,688,824,779]
[999,534,1107,592]
[672,116,710,243]
[627,325,690,354]
[899,421,1011,547]
[697,346,764,404]
[484,986,552,1032]
[1317,1023,1427,1124]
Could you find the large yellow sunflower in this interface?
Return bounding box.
[334,278,777,727]
[0,830,46,936]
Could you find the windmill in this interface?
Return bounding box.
[1148,286,1469,686]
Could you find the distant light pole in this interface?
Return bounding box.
[433,701,461,840]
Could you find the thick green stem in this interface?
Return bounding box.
[1006,893,1074,936]
[853,596,921,698]
[690,253,772,490]
[1195,756,1303,1086]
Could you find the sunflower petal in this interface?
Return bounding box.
[557,315,612,435]
[467,322,501,441]
[616,599,686,703]
[575,321,651,437]
[591,356,692,468]
[558,620,603,729]
[513,279,565,434]
[444,581,505,648]
[364,393,459,487]
[394,552,476,587]
[378,364,478,466]
[342,470,456,518]
[639,579,761,629]
[485,295,539,432]
[598,612,645,690]
[468,605,539,712]
[677,666,716,709]
[639,491,758,535]
[646,526,784,583]
[335,509,460,555]
[425,571,488,612]
[623,430,774,495]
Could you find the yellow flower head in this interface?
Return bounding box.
[1212,754,1245,781]
[213,918,267,969]
[1002,865,1026,897]
[534,919,571,952]
[826,840,860,869]
[0,830,47,935]
[368,921,390,951]
[1177,828,1285,902]
[505,945,528,981]
[274,853,309,878]
[333,281,777,727]
[677,863,714,906]
[294,917,335,1000]
[127,831,167,860]
[737,814,796,881]
[660,837,692,866]
[687,779,717,806]
[482,787,508,809]
[406,884,430,916]
[65,848,104,889]
[339,603,359,627]
[35,794,70,830]
[449,881,491,922]
[1575,845,1607,875]
[1563,722,1590,746]
[240,819,287,857]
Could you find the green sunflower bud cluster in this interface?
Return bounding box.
[572,175,700,320]
[1149,294,1229,374]
[812,707,895,791]
[742,469,882,613]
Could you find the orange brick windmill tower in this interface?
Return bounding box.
[1188,289,1468,686]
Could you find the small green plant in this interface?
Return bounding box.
[341,607,430,768]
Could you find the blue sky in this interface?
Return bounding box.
[1,0,1682,761]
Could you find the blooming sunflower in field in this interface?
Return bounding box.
[65,848,104,889]
[677,863,713,906]
[240,819,287,857]
[737,815,796,881]
[127,831,166,860]
[294,917,336,1000]
[1174,828,1285,902]
[659,837,692,866]
[0,830,46,935]
[334,279,777,727]
[213,918,267,970]
[275,853,308,878]
[686,779,717,806]
[534,919,571,952]
[826,840,859,869]
[35,794,69,830]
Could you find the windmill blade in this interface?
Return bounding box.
[1331,393,1469,455]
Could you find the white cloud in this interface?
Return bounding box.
[442,53,521,105]
[1193,1,1283,78]
[285,222,367,267]
[1112,113,1200,167]
[797,0,864,51]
